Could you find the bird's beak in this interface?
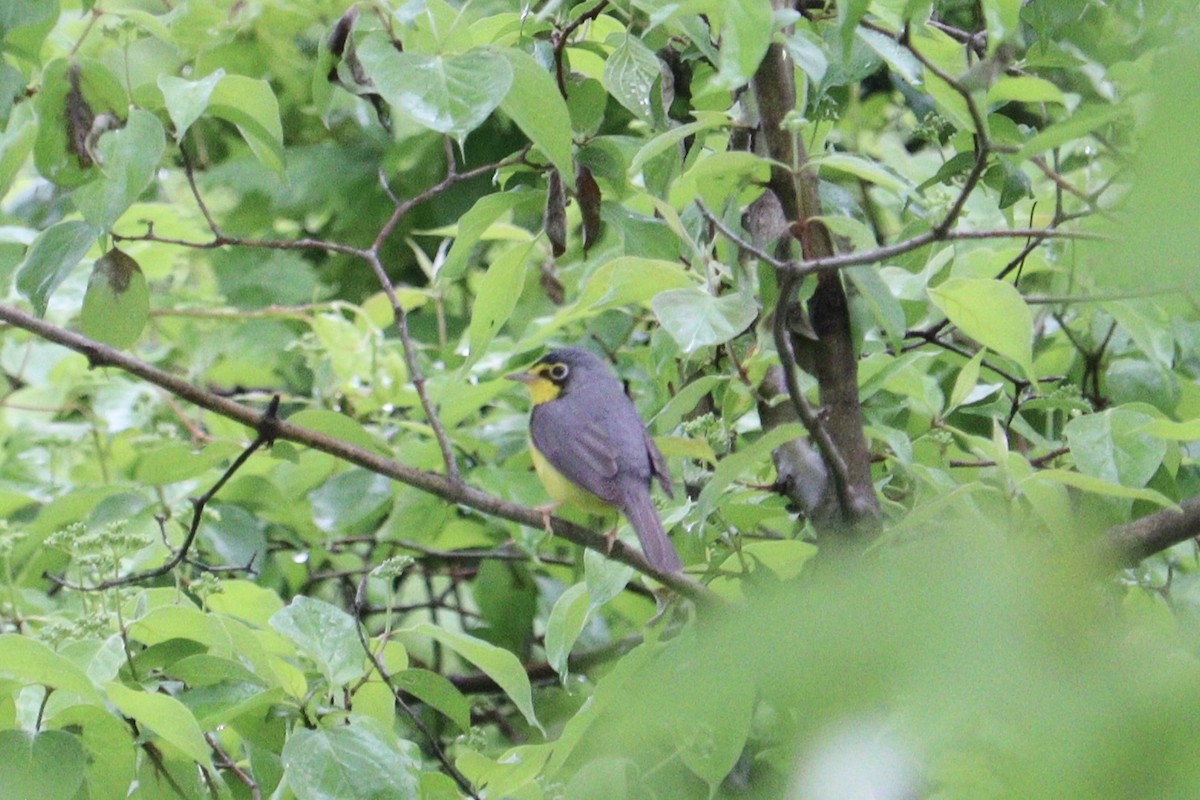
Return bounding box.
[505,370,536,384]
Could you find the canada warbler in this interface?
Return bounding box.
[507,347,683,573]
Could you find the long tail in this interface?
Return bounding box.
[623,489,682,573]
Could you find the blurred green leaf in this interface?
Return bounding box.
[498,48,574,185]
[158,70,224,142]
[0,634,101,701]
[206,74,285,172]
[396,669,471,731]
[652,286,758,353]
[465,240,535,368]
[358,35,513,143]
[716,0,772,88]
[545,582,590,680]
[281,716,421,800]
[928,277,1036,384]
[1064,407,1167,489]
[15,220,98,316]
[73,110,165,230]
[80,248,150,348]
[603,35,660,120]
[403,622,543,734]
[105,681,212,767]
[0,730,86,800]
[270,596,365,687]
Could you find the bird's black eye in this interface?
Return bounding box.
[548,363,569,381]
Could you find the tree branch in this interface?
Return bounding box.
[0,304,715,604]
[1103,497,1200,567]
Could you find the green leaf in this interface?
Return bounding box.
[435,189,545,282]
[169,654,267,688]
[716,0,772,88]
[270,596,365,687]
[0,0,58,61]
[986,75,1065,107]
[80,248,149,349]
[603,34,661,120]
[1032,469,1175,509]
[584,546,637,608]
[49,706,136,800]
[205,579,285,628]
[982,0,1021,45]
[128,605,232,651]
[0,104,36,199]
[1064,407,1167,489]
[0,635,100,700]
[105,681,212,767]
[497,48,574,185]
[73,109,165,230]
[1141,418,1200,441]
[403,621,543,733]
[158,70,225,142]
[132,439,242,486]
[697,424,806,523]
[628,112,727,177]
[309,468,394,535]
[928,277,1036,384]
[545,583,590,680]
[837,0,871,53]
[845,265,907,353]
[816,152,913,196]
[857,27,922,85]
[673,150,770,210]
[287,408,393,456]
[784,29,828,84]
[465,240,535,368]
[358,35,514,142]
[281,716,421,800]
[15,220,98,316]
[396,669,471,731]
[652,287,758,353]
[1016,103,1128,161]
[207,74,284,172]
[542,257,692,334]
[0,730,86,800]
[947,349,986,411]
[32,58,126,188]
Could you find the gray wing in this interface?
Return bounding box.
[644,428,673,499]
[531,400,623,504]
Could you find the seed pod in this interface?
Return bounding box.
[576,164,602,254]
[544,168,567,257]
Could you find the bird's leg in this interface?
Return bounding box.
[534,500,562,534]
[603,525,619,554]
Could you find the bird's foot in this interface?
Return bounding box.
[603,526,619,554]
[534,501,561,534]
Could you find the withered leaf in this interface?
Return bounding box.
[544,168,567,257]
[576,164,602,254]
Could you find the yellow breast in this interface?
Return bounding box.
[529,438,614,516]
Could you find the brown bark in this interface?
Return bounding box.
[750,35,880,533]
[1104,497,1200,567]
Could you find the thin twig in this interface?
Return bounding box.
[772,271,855,519]
[206,733,262,800]
[695,200,788,268]
[788,227,1093,275]
[354,574,481,800]
[47,397,281,591]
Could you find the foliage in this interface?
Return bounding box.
[1,0,1199,798]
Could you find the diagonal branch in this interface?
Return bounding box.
[1103,497,1200,567]
[0,303,715,604]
